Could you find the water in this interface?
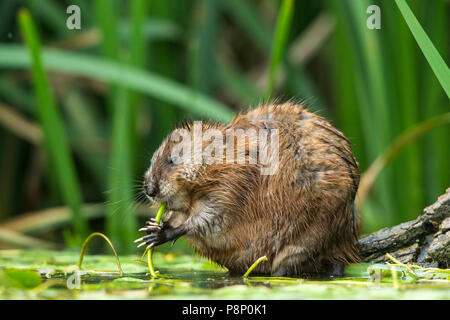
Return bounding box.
[0,250,449,299]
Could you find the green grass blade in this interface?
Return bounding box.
[120,18,182,42]
[129,0,149,72]
[189,0,219,94]
[23,0,68,37]
[107,86,135,253]
[114,0,150,252]
[128,0,149,164]
[18,9,88,239]
[391,0,450,221]
[330,22,365,165]
[0,45,234,122]
[266,0,294,99]
[376,2,414,224]
[331,0,395,227]
[419,0,449,201]
[384,1,421,222]
[94,0,119,60]
[62,89,108,191]
[145,0,180,157]
[395,0,450,98]
[94,0,138,252]
[94,0,122,247]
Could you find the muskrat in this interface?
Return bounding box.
[136,102,360,277]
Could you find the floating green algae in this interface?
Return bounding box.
[0,249,448,300]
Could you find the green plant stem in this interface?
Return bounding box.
[147,202,166,277]
[77,232,123,276]
[386,253,417,280]
[18,9,88,239]
[190,0,219,94]
[385,253,403,266]
[107,87,136,252]
[243,256,268,278]
[266,0,294,99]
[385,254,450,275]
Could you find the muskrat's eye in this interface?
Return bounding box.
[167,157,174,165]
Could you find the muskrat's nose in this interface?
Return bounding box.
[144,181,158,198]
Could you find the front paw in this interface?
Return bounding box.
[135,218,166,249]
[138,218,163,234]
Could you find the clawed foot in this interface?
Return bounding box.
[138,218,163,233]
[135,218,166,250]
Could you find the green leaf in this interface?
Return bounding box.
[2,269,42,289]
[395,0,450,98]
[0,45,234,122]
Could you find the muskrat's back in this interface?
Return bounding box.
[138,102,360,277]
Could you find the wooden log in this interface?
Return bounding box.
[357,188,450,268]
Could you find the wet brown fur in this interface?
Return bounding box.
[143,102,360,276]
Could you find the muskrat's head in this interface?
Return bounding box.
[143,123,208,211]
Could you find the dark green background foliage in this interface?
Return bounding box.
[0,0,448,253]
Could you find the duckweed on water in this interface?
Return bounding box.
[0,249,448,299]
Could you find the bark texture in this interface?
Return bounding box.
[357,188,450,268]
